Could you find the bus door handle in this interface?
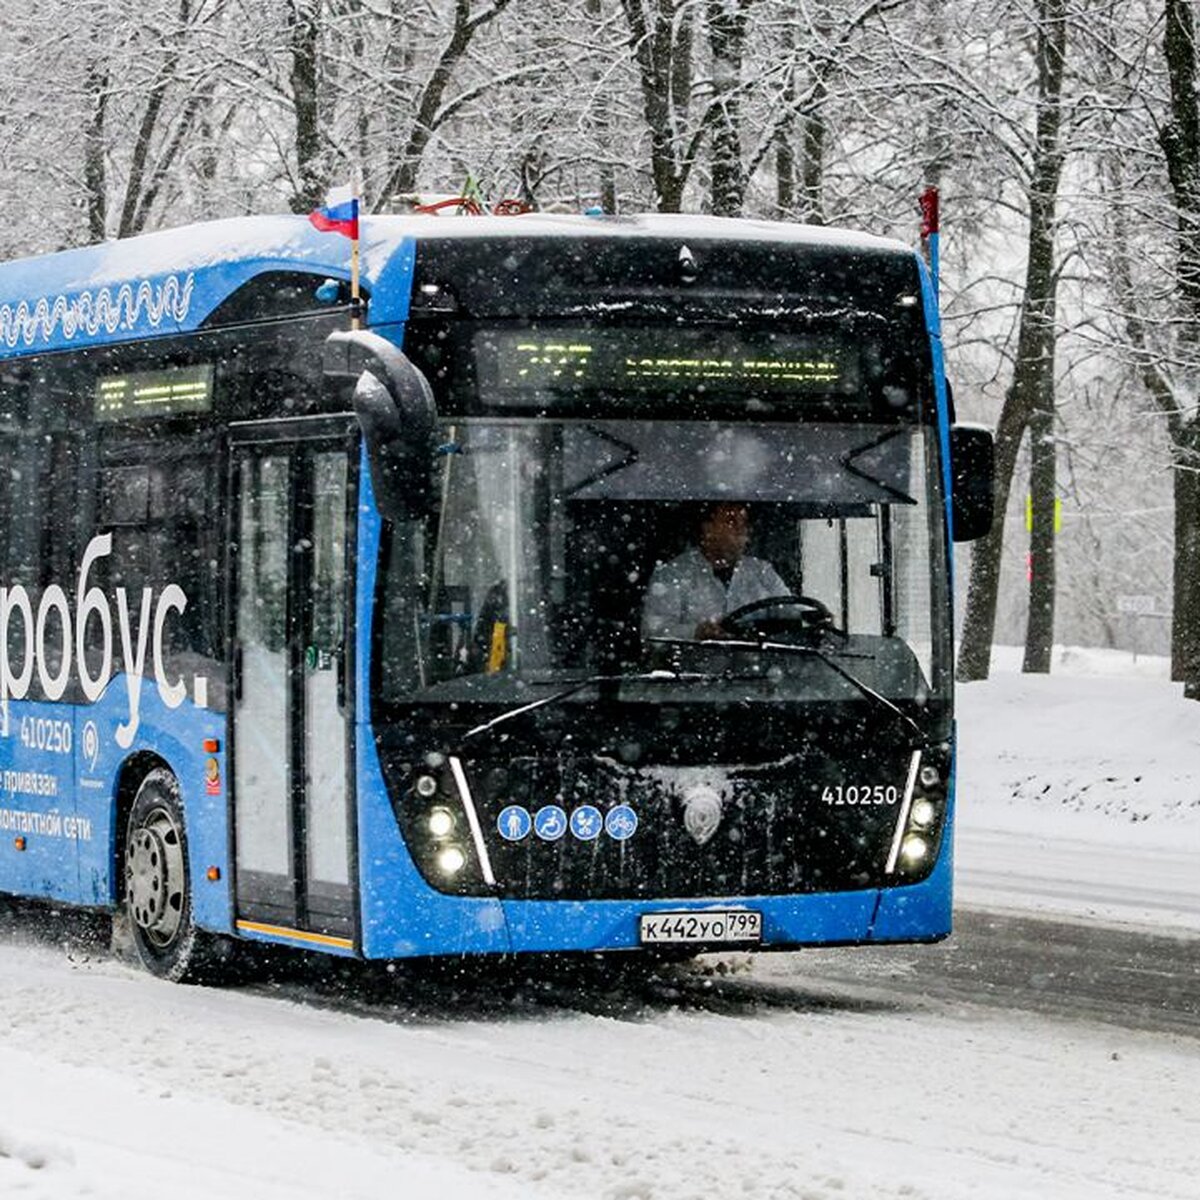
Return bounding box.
[330,638,346,712]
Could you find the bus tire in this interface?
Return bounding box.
[124,767,213,983]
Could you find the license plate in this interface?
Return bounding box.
[639,909,763,945]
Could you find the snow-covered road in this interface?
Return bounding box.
[2,649,1198,1200]
[959,826,1200,930]
[2,910,1198,1200]
[3,916,1199,1200]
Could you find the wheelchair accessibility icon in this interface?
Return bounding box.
[533,805,568,841]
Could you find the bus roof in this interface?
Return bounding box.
[0,213,916,361]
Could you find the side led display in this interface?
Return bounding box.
[94,364,213,422]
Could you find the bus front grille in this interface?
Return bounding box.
[467,755,907,901]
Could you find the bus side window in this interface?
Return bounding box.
[0,431,80,695]
[95,456,220,662]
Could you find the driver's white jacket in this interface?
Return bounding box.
[641,546,789,641]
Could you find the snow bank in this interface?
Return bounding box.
[955,645,1200,928]
[958,645,1199,846]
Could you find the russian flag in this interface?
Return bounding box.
[309,197,359,239]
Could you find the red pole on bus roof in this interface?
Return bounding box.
[919,186,940,307]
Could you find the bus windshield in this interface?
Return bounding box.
[378,418,950,714]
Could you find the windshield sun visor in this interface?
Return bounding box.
[562,422,913,506]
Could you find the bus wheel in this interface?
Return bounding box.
[124,768,210,983]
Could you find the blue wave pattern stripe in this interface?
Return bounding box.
[0,273,195,350]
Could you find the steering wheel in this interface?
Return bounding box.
[721,594,839,637]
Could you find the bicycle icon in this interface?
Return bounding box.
[604,805,638,841]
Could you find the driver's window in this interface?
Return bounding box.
[800,518,841,619]
[799,515,883,636]
[846,517,883,635]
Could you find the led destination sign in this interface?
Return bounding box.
[475,327,860,400]
[94,364,213,422]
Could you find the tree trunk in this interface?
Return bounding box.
[799,9,833,225]
[707,0,746,216]
[586,0,618,212]
[773,23,795,216]
[288,0,324,214]
[382,0,514,201]
[620,0,691,212]
[957,397,1027,681]
[1023,402,1056,672]
[919,0,951,205]
[799,95,825,224]
[115,0,195,238]
[957,0,1067,680]
[1172,433,1200,697]
[1160,0,1200,697]
[83,59,108,242]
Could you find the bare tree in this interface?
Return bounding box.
[376,0,516,203]
[83,52,110,241]
[1155,0,1200,695]
[618,0,705,211]
[706,0,750,215]
[958,0,1070,679]
[288,0,325,212]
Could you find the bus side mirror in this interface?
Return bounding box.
[324,330,437,520]
[949,424,994,543]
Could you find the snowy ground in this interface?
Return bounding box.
[2,647,1198,1200]
[955,645,1200,930]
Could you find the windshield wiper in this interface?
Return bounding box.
[458,670,740,745]
[646,636,873,660]
[650,636,922,738]
[763,639,922,737]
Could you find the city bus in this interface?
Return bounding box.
[0,211,993,981]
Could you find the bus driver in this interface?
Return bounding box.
[641,502,789,642]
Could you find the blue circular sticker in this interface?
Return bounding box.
[604,805,638,841]
[497,805,531,841]
[570,805,603,841]
[533,805,568,841]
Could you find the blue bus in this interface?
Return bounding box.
[0,212,992,981]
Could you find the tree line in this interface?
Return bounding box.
[0,0,1195,695]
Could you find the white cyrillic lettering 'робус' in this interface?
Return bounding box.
[1,533,199,748]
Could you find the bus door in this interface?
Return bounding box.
[228,422,358,948]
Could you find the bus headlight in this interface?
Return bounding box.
[918,764,940,789]
[436,845,467,875]
[415,774,439,798]
[428,807,455,838]
[909,798,937,830]
[900,834,928,865]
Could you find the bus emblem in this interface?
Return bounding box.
[81,721,100,772]
[682,786,723,846]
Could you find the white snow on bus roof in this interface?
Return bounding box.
[0,212,913,299]
[0,216,352,295]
